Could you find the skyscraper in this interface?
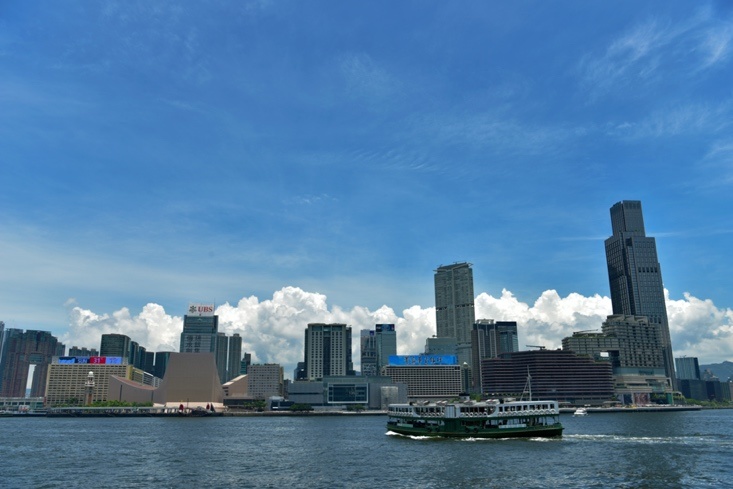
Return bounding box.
[675,357,701,381]
[304,323,353,380]
[100,333,131,358]
[360,330,378,377]
[228,333,242,381]
[360,324,397,376]
[434,262,475,365]
[375,324,397,374]
[180,303,218,353]
[605,200,676,386]
[0,330,60,397]
[470,320,519,392]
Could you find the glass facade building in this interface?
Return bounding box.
[434,262,475,365]
[605,201,676,386]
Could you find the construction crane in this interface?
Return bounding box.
[526,345,546,350]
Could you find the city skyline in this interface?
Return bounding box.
[2,2,732,377]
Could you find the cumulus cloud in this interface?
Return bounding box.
[61,286,733,378]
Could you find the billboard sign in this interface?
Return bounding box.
[388,354,458,366]
[57,356,124,365]
[188,303,215,317]
[376,324,395,333]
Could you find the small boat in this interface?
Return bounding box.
[573,408,589,417]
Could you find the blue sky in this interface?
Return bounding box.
[2,1,732,372]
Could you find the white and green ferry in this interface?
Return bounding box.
[387,397,563,439]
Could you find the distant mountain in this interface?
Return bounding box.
[700,361,733,382]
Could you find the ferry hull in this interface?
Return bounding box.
[388,422,563,439]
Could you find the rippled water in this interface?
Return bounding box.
[1,410,731,488]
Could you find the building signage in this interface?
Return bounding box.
[376,324,395,333]
[388,354,458,366]
[57,356,124,365]
[188,303,215,317]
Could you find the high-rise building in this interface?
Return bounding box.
[360,324,397,377]
[471,320,519,392]
[0,330,60,397]
[304,323,353,380]
[241,352,252,376]
[375,324,397,374]
[228,334,242,382]
[154,351,172,379]
[605,200,676,386]
[360,330,378,377]
[68,346,99,357]
[0,321,4,365]
[561,315,673,404]
[180,303,218,353]
[143,350,155,375]
[0,326,21,393]
[215,332,229,383]
[245,364,284,399]
[100,334,131,358]
[675,357,701,381]
[434,262,475,365]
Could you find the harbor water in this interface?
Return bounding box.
[1,409,731,488]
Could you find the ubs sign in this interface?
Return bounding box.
[188,303,215,317]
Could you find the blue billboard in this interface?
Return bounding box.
[388,354,458,366]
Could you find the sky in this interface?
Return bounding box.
[1,1,732,378]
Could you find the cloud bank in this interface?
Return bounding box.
[62,286,733,378]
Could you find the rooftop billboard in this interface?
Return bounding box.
[188,303,215,317]
[388,354,458,366]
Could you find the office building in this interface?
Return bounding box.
[241,352,252,376]
[155,351,172,379]
[68,346,99,357]
[471,319,519,392]
[424,336,457,356]
[434,262,475,365]
[605,200,676,386]
[375,324,397,374]
[481,350,614,406]
[0,330,61,398]
[245,364,283,399]
[383,355,462,400]
[143,350,155,375]
[561,315,673,404]
[361,324,397,376]
[180,303,219,353]
[304,323,353,380]
[100,334,131,358]
[360,330,378,377]
[228,334,242,383]
[0,321,4,366]
[675,357,701,381]
[215,332,229,383]
[293,361,306,380]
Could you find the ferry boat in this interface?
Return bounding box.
[387,397,563,439]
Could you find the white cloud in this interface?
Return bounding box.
[578,9,732,97]
[61,286,733,378]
